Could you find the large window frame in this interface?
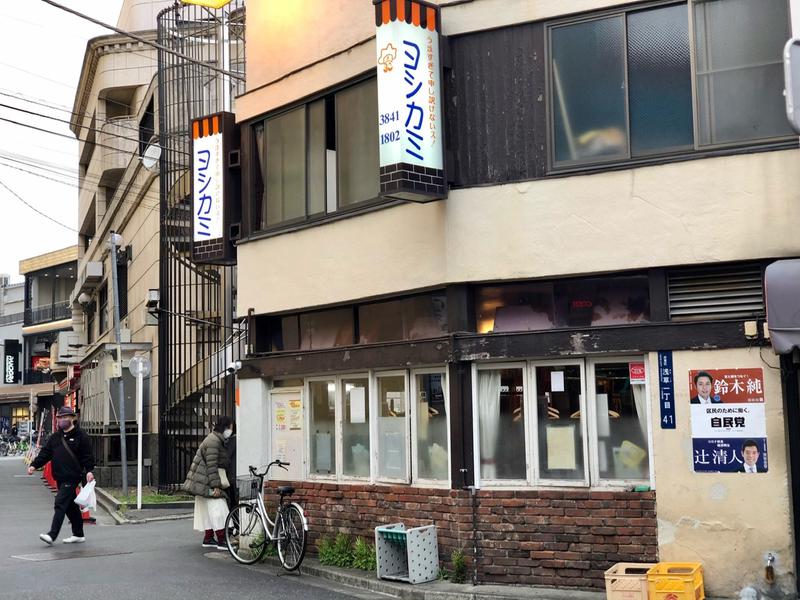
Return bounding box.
[473,356,654,490]
[303,368,451,487]
[249,75,382,235]
[545,0,794,173]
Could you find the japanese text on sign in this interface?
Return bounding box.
[376,12,443,170]
[192,130,224,241]
[658,351,676,429]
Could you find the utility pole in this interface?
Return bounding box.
[109,231,128,495]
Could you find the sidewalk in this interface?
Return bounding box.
[207,551,734,600]
[206,552,605,600]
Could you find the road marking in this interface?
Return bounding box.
[11,550,132,562]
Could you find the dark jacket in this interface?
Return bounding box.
[181,431,228,497]
[31,426,95,484]
[690,395,722,405]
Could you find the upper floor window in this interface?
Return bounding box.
[548,0,792,169]
[252,78,379,230]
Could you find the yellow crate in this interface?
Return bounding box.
[647,562,705,600]
[604,562,656,600]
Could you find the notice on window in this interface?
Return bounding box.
[350,387,366,424]
[387,391,405,415]
[289,399,302,431]
[596,393,610,437]
[689,368,768,473]
[551,371,565,392]
[546,425,576,470]
[274,400,287,432]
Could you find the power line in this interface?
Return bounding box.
[0,179,77,233]
[39,0,245,82]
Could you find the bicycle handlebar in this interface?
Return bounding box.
[248,459,290,477]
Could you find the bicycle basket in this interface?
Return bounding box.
[237,476,262,501]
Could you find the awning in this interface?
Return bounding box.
[765,259,800,354]
[0,383,54,404]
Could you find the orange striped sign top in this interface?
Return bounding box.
[192,115,220,139]
[374,0,440,33]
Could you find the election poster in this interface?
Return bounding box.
[689,368,767,473]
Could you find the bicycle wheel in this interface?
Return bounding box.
[276,503,307,571]
[225,503,268,565]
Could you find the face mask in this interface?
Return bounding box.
[223,429,233,440]
[58,418,73,430]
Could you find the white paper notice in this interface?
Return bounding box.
[551,371,565,392]
[596,393,610,437]
[546,425,576,470]
[350,387,366,423]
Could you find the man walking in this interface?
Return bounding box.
[27,406,95,545]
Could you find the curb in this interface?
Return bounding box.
[205,552,608,600]
[94,486,192,525]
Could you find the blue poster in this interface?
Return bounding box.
[658,351,676,429]
[692,437,768,473]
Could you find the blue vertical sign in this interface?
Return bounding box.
[658,351,676,429]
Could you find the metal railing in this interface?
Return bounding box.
[24,301,71,326]
[0,311,24,326]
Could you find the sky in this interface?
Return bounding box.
[0,0,125,282]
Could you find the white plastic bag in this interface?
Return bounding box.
[74,480,96,512]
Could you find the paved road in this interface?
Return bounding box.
[0,456,372,600]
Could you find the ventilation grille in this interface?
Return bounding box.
[668,264,764,321]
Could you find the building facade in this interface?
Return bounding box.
[233,0,798,597]
[69,0,172,486]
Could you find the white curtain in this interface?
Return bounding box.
[631,384,648,440]
[478,371,502,479]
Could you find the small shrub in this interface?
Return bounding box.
[451,548,467,584]
[352,537,377,571]
[317,536,335,566]
[332,533,355,568]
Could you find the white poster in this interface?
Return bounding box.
[546,425,577,470]
[350,387,366,424]
[192,128,224,242]
[376,14,443,169]
[550,371,565,392]
[596,393,610,437]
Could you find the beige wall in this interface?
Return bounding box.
[238,0,642,122]
[238,149,800,314]
[650,347,794,597]
[116,0,174,32]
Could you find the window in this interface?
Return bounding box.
[86,307,95,345]
[305,369,450,485]
[693,0,792,145]
[358,293,448,344]
[549,1,791,168]
[476,275,650,333]
[252,78,379,230]
[342,376,370,478]
[413,372,449,481]
[475,357,650,487]
[255,291,448,352]
[309,380,336,475]
[299,308,354,350]
[98,284,108,334]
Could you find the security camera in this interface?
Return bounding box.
[145,289,159,309]
[226,360,242,375]
[77,292,91,305]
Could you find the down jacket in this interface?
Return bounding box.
[181,431,228,497]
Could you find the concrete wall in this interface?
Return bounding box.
[238,149,800,314]
[651,347,794,598]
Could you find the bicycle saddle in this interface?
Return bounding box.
[277,486,295,496]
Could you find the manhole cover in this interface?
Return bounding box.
[11,550,132,562]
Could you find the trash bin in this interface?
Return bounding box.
[375,523,439,585]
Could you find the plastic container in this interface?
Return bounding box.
[604,562,656,600]
[375,523,439,584]
[646,562,705,600]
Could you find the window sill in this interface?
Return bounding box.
[240,196,408,245]
[544,138,798,179]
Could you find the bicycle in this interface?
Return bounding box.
[224,460,308,570]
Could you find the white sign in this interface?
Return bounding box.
[690,404,767,438]
[376,15,443,169]
[4,354,15,384]
[192,129,224,241]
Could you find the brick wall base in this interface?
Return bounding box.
[263,481,657,590]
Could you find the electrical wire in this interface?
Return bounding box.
[0,179,78,232]
[39,0,245,82]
